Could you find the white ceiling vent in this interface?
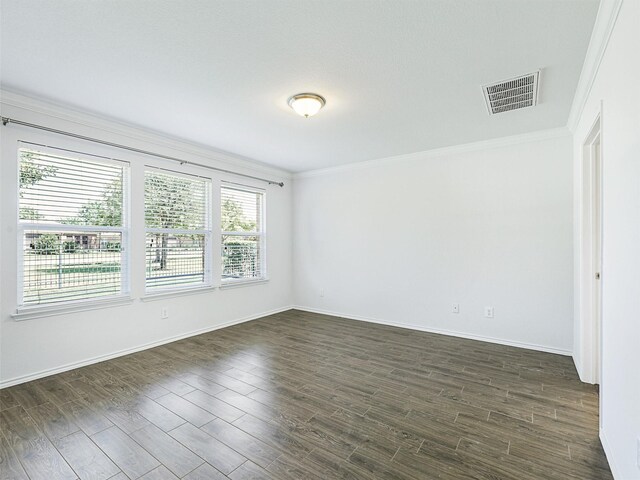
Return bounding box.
[483,71,540,115]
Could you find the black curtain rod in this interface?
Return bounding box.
[1,116,285,187]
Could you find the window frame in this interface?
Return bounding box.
[16,143,131,311]
[9,134,273,320]
[143,167,213,294]
[220,182,267,286]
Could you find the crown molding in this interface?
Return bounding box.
[294,126,570,180]
[0,89,292,179]
[566,0,623,133]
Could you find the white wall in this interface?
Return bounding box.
[572,0,640,477]
[1,5,635,476]
[0,92,293,387]
[293,132,574,354]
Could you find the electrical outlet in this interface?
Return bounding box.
[484,306,494,318]
[160,307,169,319]
[452,303,460,314]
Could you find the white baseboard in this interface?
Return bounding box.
[600,429,623,479]
[0,305,293,389]
[292,305,572,356]
[1,304,573,388]
[572,353,598,385]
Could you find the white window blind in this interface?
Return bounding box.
[145,169,211,291]
[18,146,129,306]
[221,185,265,282]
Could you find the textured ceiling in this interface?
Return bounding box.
[1,0,599,172]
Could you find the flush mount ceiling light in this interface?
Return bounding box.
[287,93,326,118]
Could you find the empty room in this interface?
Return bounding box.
[1,0,638,479]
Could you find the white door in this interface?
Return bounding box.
[581,115,602,388]
[592,134,602,385]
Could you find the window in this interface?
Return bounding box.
[221,185,265,283]
[18,146,129,306]
[145,169,211,291]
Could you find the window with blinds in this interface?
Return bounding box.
[221,185,265,283]
[145,169,211,291]
[18,146,129,306]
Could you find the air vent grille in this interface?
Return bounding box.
[483,71,540,115]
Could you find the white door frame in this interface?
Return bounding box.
[579,112,603,387]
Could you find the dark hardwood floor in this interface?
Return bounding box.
[0,309,612,479]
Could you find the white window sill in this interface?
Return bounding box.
[12,296,134,321]
[219,278,269,290]
[141,285,217,302]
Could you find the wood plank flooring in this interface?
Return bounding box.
[0,309,612,479]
